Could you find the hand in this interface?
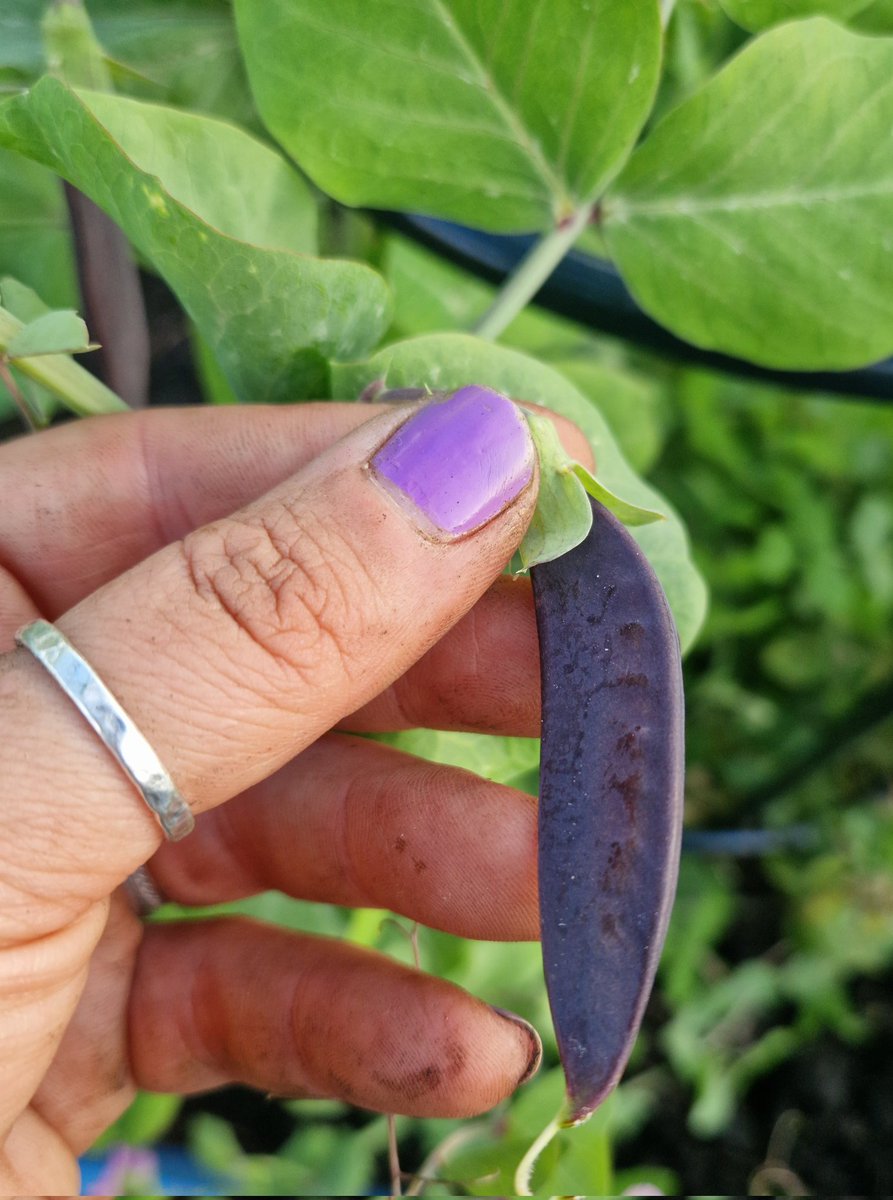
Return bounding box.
[0,391,589,1193]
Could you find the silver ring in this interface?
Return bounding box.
[124,864,165,916]
[15,619,195,841]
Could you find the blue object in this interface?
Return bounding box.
[682,824,818,856]
[385,213,893,402]
[79,1145,232,1196]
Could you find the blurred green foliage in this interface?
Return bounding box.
[123,338,893,1188]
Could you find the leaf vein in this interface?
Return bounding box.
[428,0,568,211]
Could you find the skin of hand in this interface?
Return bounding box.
[0,395,593,1193]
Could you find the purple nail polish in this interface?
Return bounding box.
[369,385,535,537]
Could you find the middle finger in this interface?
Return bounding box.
[150,734,540,942]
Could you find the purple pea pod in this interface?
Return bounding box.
[532,496,684,1125]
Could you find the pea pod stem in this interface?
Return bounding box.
[513,1107,564,1196]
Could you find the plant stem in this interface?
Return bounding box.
[65,185,151,408]
[387,1114,403,1197]
[384,922,419,1197]
[513,1108,564,1196]
[405,1122,489,1197]
[0,357,38,431]
[0,305,127,417]
[473,204,593,342]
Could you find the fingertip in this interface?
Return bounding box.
[490,1006,544,1086]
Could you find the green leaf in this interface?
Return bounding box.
[6,309,95,358]
[90,0,259,127]
[0,277,58,423]
[721,0,866,27]
[43,0,114,91]
[0,0,44,83]
[0,78,390,401]
[68,89,319,256]
[0,275,52,324]
[719,0,892,30]
[0,300,124,417]
[1,0,258,128]
[520,410,593,569]
[235,0,662,231]
[573,461,664,526]
[0,148,77,311]
[331,332,707,652]
[853,0,893,30]
[377,728,541,794]
[604,18,893,370]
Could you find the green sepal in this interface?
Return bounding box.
[517,409,662,572]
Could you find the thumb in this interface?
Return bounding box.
[0,386,538,925]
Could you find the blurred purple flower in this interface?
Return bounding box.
[86,1146,161,1196]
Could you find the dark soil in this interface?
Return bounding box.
[619,966,893,1195]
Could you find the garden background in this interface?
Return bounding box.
[2,0,893,1193]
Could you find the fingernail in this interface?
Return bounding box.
[368,385,535,537]
[491,1005,543,1086]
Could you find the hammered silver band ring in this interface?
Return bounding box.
[15,619,195,842]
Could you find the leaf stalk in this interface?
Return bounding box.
[473,204,593,342]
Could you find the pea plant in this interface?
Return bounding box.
[2,0,892,1193]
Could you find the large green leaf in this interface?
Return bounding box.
[0,78,390,401]
[235,0,662,232]
[720,0,893,30]
[332,333,707,652]
[602,21,893,369]
[75,90,318,255]
[604,18,893,370]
